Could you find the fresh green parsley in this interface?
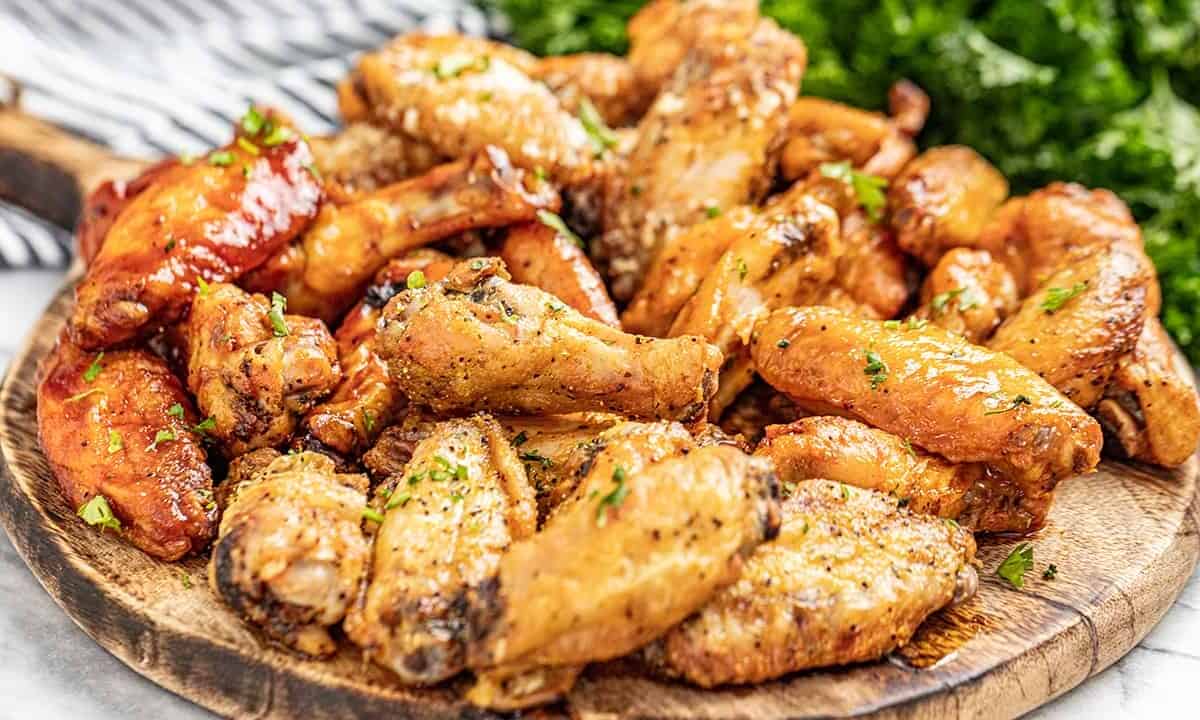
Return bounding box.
[261,125,293,147]
[77,495,121,532]
[107,429,123,454]
[406,270,427,290]
[385,491,412,510]
[164,236,176,252]
[840,483,852,500]
[863,349,889,390]
[520,450,553,468]
[241,105,266,135]
[997,542,1035,589]
[511,431,529,447]
[903,438,916,458]
[146,429,176,452]
[883,319,902,330]
[1040,282,1087,314]
[168,403,185,419]
[1043,563,1058,581]
[736,257,749,281]
[362,507,386,524]
[268,292,289,337]
[819,161,888,221]
[192,417,216,435]
[433,54,490,80]
[236,136,260,156]
[705,204,721,219]
[533,166,546,182]
[208,150,235,167]
[362,408,376,433]
[179,572,193,589]
[195,276,211,296]
[984,394,1032,415]
[83,352,105,383]
[777,338,791,349]
[578,97,617,156]
[595,466,629,527]
[930,287,979,316]
[450,493,465,503]
[537,210,584,248]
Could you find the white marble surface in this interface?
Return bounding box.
[0,269,1195,720]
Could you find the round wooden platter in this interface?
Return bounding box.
[1,279,1197,720]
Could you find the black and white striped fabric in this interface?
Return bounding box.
[0,0,494,269]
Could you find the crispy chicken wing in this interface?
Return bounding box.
[500,221,620,326]
[914,248,1019,343]
[308,123,444,195]
[988,248,1152,409]
[626,0,759,95]
[888,146,1008,267]
[531,54,653,127]
[350,33,597,186]
[597,17,805,300]
[344,415,537,685]
[184,283,341,456]
[243,147,557,321]
[70,114,323,349]
[1098,318,1200,467]
[377,258,722,422]
[756,417,1039,532]
[752,306,1102,493]
[211,452,369,656]
[645,480,976,687]
[37,336,216,560]
[464,423,780,706]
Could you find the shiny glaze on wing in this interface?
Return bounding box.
[75,158,178,266]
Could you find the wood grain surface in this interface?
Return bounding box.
[1,278,1197,720]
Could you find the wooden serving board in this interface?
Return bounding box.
[0,278,1196,720]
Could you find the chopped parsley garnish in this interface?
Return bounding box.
[78,495,121,532]
[578,97,617,156]
[241,106,266,135]
[930,287,979,316]
[405,270,428,290]
[736,257,749,280]
[595,466,629,527]
[903,438,916,458]
[1041,282,1087,314]
[146,429,176,452]
[168,403,185,419]
[195,276,211,296]
[863,349,889,390]
[819,161,888,221]
[261,125,293,147]
[997,542,1034,589]
[840,483,852,500]
[180,572,193,589]
[906,316,929,330]
[192,417,216,435]
[520,450,553,468]
[1042,563,1058,581]
[385,491,412,510]
[164,236,176,252]
[107,429,123,454]
[512,431,529,447]
[705,204,721,219]
[450,493,465,503]
[236,136,260,155]
[268,292,289,337]
[83,352,104,382]
[362,408,376,433]
[883,319,902,330]
[984,394,1032,415]
[433,54,490,80]
[478,90,494,102]
[362,507,386,524]
[64,388,102,403]
[208,150,235,167]
[777,338,791,349]
[537,209,584,248]
[533,166,546,182]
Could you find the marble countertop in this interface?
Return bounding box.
[0,269,1195,720]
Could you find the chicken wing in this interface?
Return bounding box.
[756,416,1040,532]
[243,147,558,321]
[37,335,216,560]
[888,146,1008,267]
[184,283,341,456]
[500,221,620,327]
[626,0,759,95]
[913,248,1019,343]
[350,33,597,186]
[464,424,780,705]
[70,113,323,349]
[344,415,537,685]
[75,158,176,266]
[597,17,806,300]
[211,451,369,656]
[988,247,1153,409]
[377,258,722,422]
[297,251,455,460]
[645,479,976,687]
[1097,318,1200,467]
[751,306,1102,492]
[308,123,444,195]
[530,53,653,128]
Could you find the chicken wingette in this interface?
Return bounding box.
[500,220,620,327]
[211,451,369,656]
[913,248,1020,343]
[626,0,759,96]
[377,258,722,422]
[645,479,976,686]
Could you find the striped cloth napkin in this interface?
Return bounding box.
[0,0,493,269]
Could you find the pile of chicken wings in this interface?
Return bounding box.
[35,0,1200,710]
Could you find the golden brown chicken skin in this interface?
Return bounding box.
[530,53,653,128]
[645,479,976,687]
[626,0,759,95]
[37,336,216,560]
[75,158,176,266]
[70,115,323,350]
[500,221,620,327]
[244,147,558,321]
[345,415,536,685]
[377,258,722,422]
[756,417,1042,532]
[351,33,597,186]
[888,145,1008,267]
[833,206,914,320]
[752,306,1102,492]
[914,248,1020,343]
[1097,318,1200,467]
[211,452,369,656]
[464,423,780,704]
[184,283,341,456]
[297,252,455,461]
[308,123,444,195]
[988,248,1153,409]
[597,17,806,300]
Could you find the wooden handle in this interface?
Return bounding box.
[0,79,150,229]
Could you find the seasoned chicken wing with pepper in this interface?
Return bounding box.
[464,422,780,706]
[37,336,217,560]
[752,306,1102,497]
[626,0,759,95]
[378,258,722,422]
[597,17,805,300]
[1098,319,1200,467]
[70,112,323,349]
[243,147,557,321]
[914,248,1019,343]
[531,54,653,128]
[756,416,1039,532]
[988,248,1153,409]
[645,480,976,686]
[888,146,1008,267]
[500,220,620,326]
[211,451,369,656]
[308,123,444,195]
[345,415,537,685]
[184,283,340,456]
